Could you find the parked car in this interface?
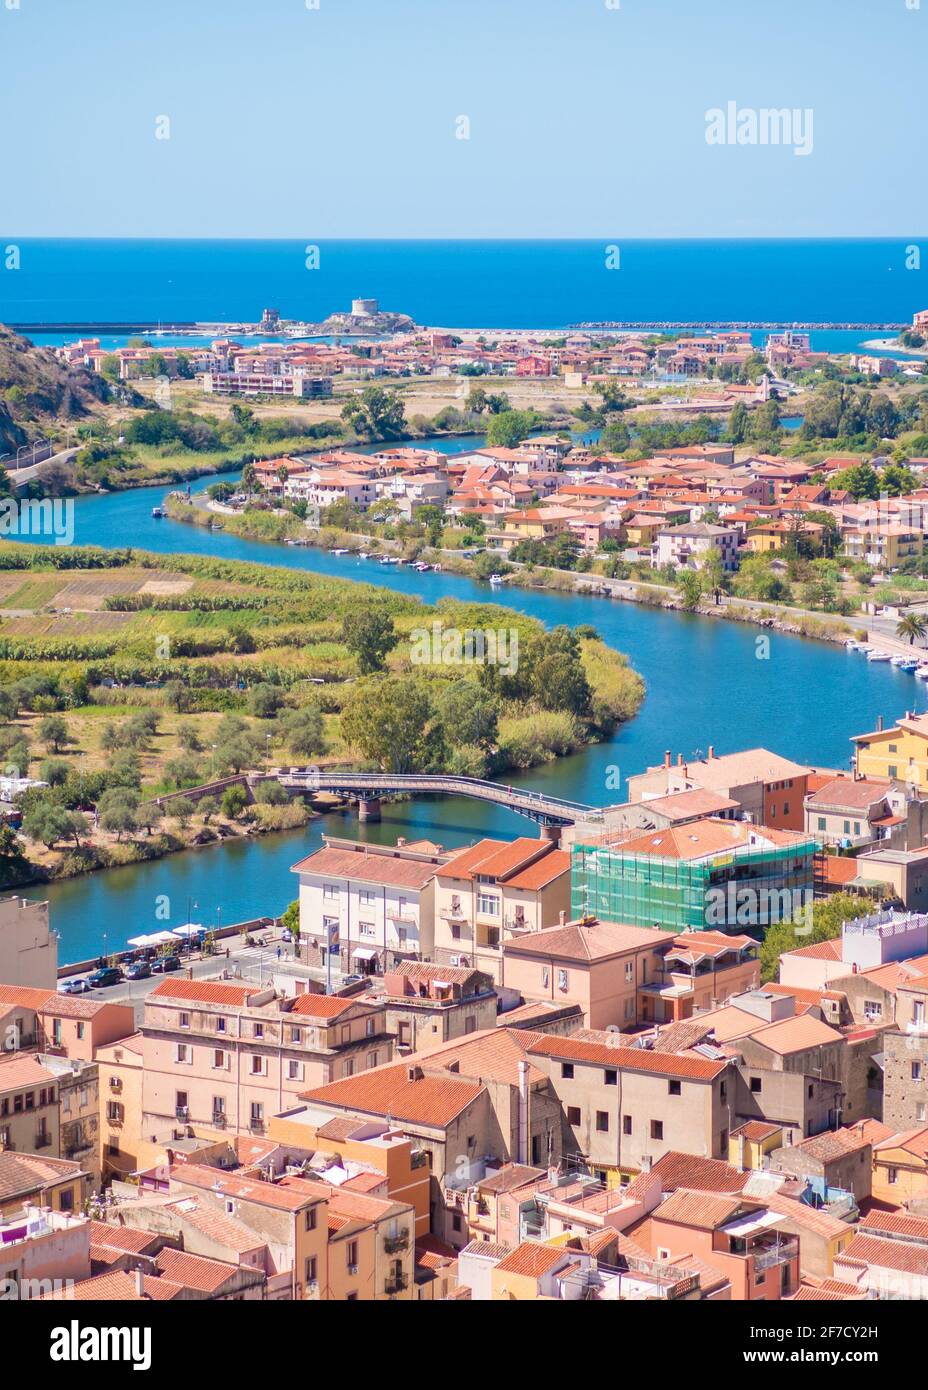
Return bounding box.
[58,977,91,995]
[151,955,181,973]
[125,961,151,980]
[87,966,123,989]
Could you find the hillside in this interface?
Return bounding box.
[0,323,110,454]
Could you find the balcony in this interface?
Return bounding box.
[383,1230,410,1255]
[385,1274,409,1295]
[212,1111,227,1129]
[440,906,467,923]
[175,1106,190,1121]
[249,1119,265,1134]
[33,1133,52,1150]
[109,1078,123,1093]
[752,1237,799,1272]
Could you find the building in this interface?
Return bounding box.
[654,522,740,572]
[432,838,571,982]
[0,898,57,990]
[804,775,906,848]
[140,978,394,1147]
[381,962,498,1052]
[0,1053,60,1160]
[96,1033,145,1181]
[627,746,813,831]
[767,1124,872,1204]
[571,818,816,934]
[502,917,673,1031]
[291,837,449,973]
[0,1150,88,1221]
[201,371,332,399]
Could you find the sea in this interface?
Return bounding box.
[1,239,925,354]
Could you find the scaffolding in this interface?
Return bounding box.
[570,838,817,933]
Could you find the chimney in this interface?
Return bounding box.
[708,745,715,760]
[664,750,672,769]
[677,753,684,767]
[396,837,406,848]
[737,1134,746,1172]
[517,1060,529,1165]
[135,1267,145,1297]
[877,715,884,732]
[559,910,567,926]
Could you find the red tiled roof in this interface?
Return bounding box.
[303,1064,484,1128]
[494,1241,570,1278]
[148,978,262,1006]
[522,1033,729,1080]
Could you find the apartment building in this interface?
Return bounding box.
[882,970,928,1131]
[432,837,571,982]
[382,962,497,1053]
[0,1053,60,1159]
[0,1150,88,1220]
[97,1032,145,1181]
[654,522,740,572]
[291,836,449,972]
[627,746,813,831]
[854,711,928,794]
[141,977,394,1146]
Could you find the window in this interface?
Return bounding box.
[368,1053,378,1069]
[176,1091,188,1111]
[305,1256,317,1284]
[557,969,569,992]
[650,1119,663,1141]
[668,1079,681,1096]
[290,1027,302,1044]
[918,1103,927,1123]
[213,1096,225,1117]
[750,1076,762,1094]
[913,1062,923,1081]
[216,1017,226,1034]
[287,1060,304,1081]
[623,1115,632,1135]
[888,1167,898,1185]
[346,1239,358,1269]
[175,1044,191,1065]
[477,893,499,916]
[541,966,550,988]
[253,1023,264,1039]
[323,884,338,899]
[250,1055,266,1076]
[76,1023,85,1041]
[561,1063,574,1080]
[596,1111,609,1133]
[604,1069,617,1086]
[888,765,898,780]
[366,1018,375,1037]
[212,1049,226,1069]
[863,1000,882,1021]
[250,1102,264,1129]
[624,998,635,1021]
[359,889,375,906]
[179,1012,190,1029]
[359,921,376,938]
[567,1106,581,1127]
[52,1018,62,1046]
[625,961,634,983]
[817,817,826,831]
[305,1207,317,1232]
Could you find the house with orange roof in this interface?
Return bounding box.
[290,834,450,974]
[502,916,675,1031]
[767,1123,873,1205]
[140,976,394,1152]
[381,960,498,1053]
[432,837,571,982]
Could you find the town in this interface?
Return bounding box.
[5,702,928,1304]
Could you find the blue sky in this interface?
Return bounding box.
[1,0,925,238]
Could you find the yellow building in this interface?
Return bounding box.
[96,1033,146,1181]
[0,1151,88,1221]
[843,526,924,570]
[623,514,666,548]
[728,1120,783,1171]
[871,1127,928,1207]
[853,712,928,793]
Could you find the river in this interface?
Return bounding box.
[13,447,923,961]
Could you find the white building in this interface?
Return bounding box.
[655,522,741,572]
[290,837,450,974]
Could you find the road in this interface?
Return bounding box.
[7,447,79,488]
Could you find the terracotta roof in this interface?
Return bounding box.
[746,1014,844,1055]
[860,1209,928,1242]
[415,1234,458,1270]
[494,1241,570,1278]
[148,978,262,1007]
[504,850,570,891]
[170,1165,324,1212]
[164,1198,264,1254]
[783,938,843,962]
[0,1151,85,1202]
[837,1232,928,1277]
[436,838,555,884]
[42,1270,184,1301]
[40,994,128,1020]
[650,1151,749,1194]
[302,1064,484,1128]
[765,1192,850,1239]
[615,818,806,861]
[315,1116,363,1142]
[522,1032,729,1080]
[290,844,441,890]
[653,1189,745,1230]
[806,778,890,812]
[89,1220,159,1254]
[0,984,54,1010]
[0,1053,57,1090]
[730,1121,782,1143]
[390,961,483,989]
[417,1028,548,1086]
[477,1163,547,1195]
[639,790,740,822]
[505,918,668,963]
[155,1247,241,1293]
[289,992,377,1020]
[874,1126,928,1161]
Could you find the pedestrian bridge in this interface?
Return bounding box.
[272,770,600,828]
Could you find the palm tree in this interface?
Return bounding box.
[896,613,928,646]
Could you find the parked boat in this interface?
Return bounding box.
[898,659,919,672]
[917,667,928,680]
[489,574,504,586]
[151,505,166,519]
[867,651,891,662]
[891,655,909,666]
[331,547,350,556]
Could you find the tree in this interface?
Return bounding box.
[435,679,499,751]
[340,677,436,772]
[897,613,928,646]
[221,785,248,819]
[247,683,284,719]
[254,780,289,805]
[524,628,593,718]
[98,788,140,841]
[39,758,70,787]
[23,801,75,850]
[485,410,537,448]
[676,570,704,611]
[176,723,203,753]
[198,796,218,825]
[340,387,407,441]
[341,610,399,675]
[280,704,325,757]
[39,715,70,754]
[170,797,195,830]
[281,899,300,942]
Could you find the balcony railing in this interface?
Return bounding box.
[175,1106,190,1121]
[212,1112,227,1128]
[440,907,467,922]
[383,1231,409,1255]
[385,1274,409,1295]
[33,1133,52,1149]
[753,1238,799,1271]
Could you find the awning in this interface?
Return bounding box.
[128,931,177,947]
[353,948,378,961]
[432,980,451,989]
[172,924,204,939]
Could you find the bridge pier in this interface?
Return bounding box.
[358,797,382,823]
[539,824,562,845]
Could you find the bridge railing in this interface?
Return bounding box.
[306,771,595,815]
